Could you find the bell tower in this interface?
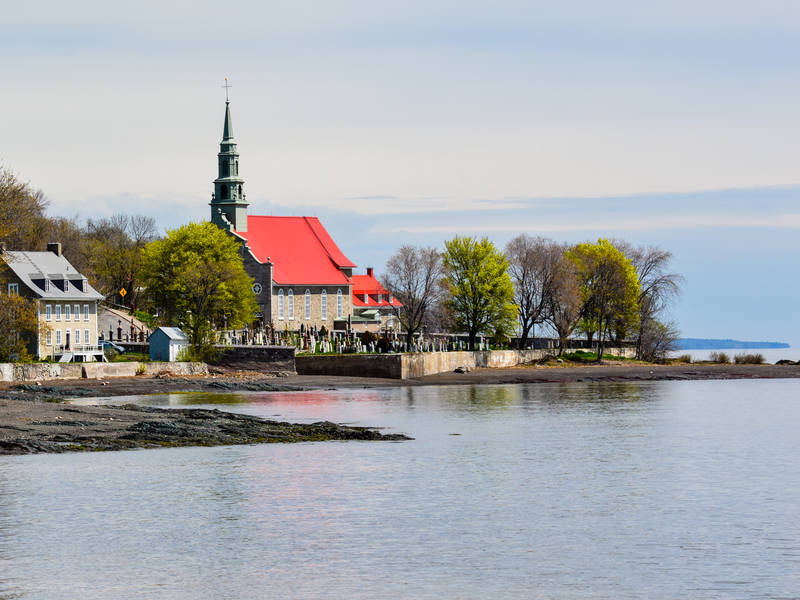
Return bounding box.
[211,79,248,231]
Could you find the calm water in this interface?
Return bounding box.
[670,347,800,363]
[2,380,799,599]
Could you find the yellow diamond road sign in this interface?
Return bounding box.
[119,288,127,298]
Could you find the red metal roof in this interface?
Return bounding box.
[235,216,356,285]
[351,274,403,308]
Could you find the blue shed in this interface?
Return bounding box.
[149,327,189,362]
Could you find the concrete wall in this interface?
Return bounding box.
[298,347,636,380]
[296,354,403,379]
[82,362,141,379]
[212,345,296,375]
[144,362,209,376]
[0,363,84,382]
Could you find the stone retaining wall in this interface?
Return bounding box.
[296,354,404,379]
[211,345,296,375]
[0,361,209,382]
[298,347,636,380]
[144,362,209,376]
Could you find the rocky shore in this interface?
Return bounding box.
[0,398,410,455]
[2,362,797,455]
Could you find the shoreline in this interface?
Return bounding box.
[2,362,797,455]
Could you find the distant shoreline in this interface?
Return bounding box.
[676,338,790,350]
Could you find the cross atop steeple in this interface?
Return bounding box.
[222,77,232,102]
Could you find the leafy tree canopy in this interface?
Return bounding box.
[567,239,640,360]
[139,222,257,354]
[442,236,516,350]
[0,282,40,362]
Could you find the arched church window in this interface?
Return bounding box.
[304,289,311,319]
[221,184,229,200]
[278,289,284,320]
[222,161,229,177]
[238,185,242,198]
[235,160,239,175]
[321,290,327,320]
[337,289,343,318]
[288,289,294,320]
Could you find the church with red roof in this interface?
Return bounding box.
[208,97,401,334]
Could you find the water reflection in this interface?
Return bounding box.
[2,380,798,599]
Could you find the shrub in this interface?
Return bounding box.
[709,351,730,364]
[675,354,692,363]
[361,330,378,345]
[734,353,765,365]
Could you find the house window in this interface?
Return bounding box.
[56,330,62,345]
[304,289,311,319]
[378,294,383,304]
[63,278,68,290]
[364,293,368,303]
[55,305,61,321]
[278,289,284,320]
[84,329,90,345]
[7,283,18,295]
[83,304,89,320]
[73,305,79,320]
[388,294,393,303]
[387,313,393,329]
[81,279,87,292]
[321,290,327,320]
[288,289,294,320]
[46,305,52,321]
[44,279,51,292]
[46,330,52,345]
[64,304,71,321]
[337,289,343,318]
[75,329,81,345]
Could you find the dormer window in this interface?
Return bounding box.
[81,278,87,293]
[378,294,383,304]
[63,278,68,290]
[364,293,368,303]
[388,294,393,303]
[44,279,51,292]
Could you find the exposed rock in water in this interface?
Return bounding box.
[0,402,411,455]
[775,359,798,366]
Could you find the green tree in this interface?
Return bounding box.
[139,222,257,357]
[567,239,640,361]
[0,278,40,362]
[442,236,516,350]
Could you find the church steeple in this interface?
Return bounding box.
[211,80,248,232]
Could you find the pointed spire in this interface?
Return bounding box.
[222,101,234,141]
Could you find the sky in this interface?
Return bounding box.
[3,1,799,344]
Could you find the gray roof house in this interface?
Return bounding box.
[1,243,105,361]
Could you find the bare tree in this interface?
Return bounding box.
[0,167,50,250]
[546,249,582,355]
[614,241,683,360]
[505,235,562,348]
[382,245,444,347]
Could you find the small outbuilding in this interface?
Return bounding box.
[149,327,189,362]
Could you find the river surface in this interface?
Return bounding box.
[2,380,799,599]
